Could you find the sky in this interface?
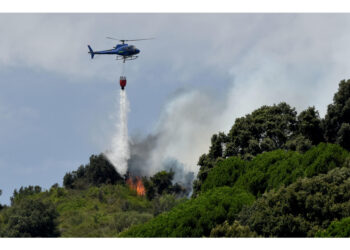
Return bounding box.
[1,14,350,204]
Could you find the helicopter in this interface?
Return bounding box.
[87,37,154,62]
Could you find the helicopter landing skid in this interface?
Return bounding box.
[116,56,139,62]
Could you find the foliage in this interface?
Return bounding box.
[225,102,298,157]
[198,143,349,197]
[120,187,255,237]
[297,106,324,145]
[200,157,246,193]
[324,79,350,150]
[143,170,186,200]
[238,168,350,237]
[0,198,59,237]
[336,123,350,151]
[10,185,42,204]
[284,135,312,153]
[195,80,350,195]
[51,184,155,237]
[152,194,186,216]
[194,103,330,196]
[316,217,350,237]
[210,220,258,237]
[0,183,183,237]
[63,154,123,189]
[208,132,228,160]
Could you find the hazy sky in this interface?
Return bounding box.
[1,14,350,204]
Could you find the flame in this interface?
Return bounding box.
[126,176,145,196]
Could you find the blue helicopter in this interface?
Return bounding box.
[88,37,153,62]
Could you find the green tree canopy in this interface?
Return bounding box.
[143,170,186,200]
[226,102,298,157]
[63,154,123,189]
[324,79,350,149]
[11,185,42,204]
[120,187,255,237]
[196,143,349,197]
[0,198,60,237]
[297,106,324,145]
[238,167,350,237]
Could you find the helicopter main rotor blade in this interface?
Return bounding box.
[125,38,155,41]
[106,37,120,41]
[106,37,155,42]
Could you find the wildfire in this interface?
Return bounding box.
[126,176,146,196]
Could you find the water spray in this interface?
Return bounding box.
[105,88,130,175]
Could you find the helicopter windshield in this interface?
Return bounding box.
[130,45,136,50]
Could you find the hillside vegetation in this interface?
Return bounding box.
[0,79,350,237]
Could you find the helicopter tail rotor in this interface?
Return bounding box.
[87,45,95,59]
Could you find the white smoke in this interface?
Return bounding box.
[134,89,225,177]
[105,89,130,175]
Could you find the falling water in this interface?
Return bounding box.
[105,89,130,175]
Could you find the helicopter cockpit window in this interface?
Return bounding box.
[130,45,135,50]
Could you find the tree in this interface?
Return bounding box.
[208,132,227,160]
[336,123,350,151]
[10,186,42,205]
[62,154,123,189]
[324,79,350,144]
[150,170,174,195]
[285,134,312,152]
[63,172,74,188]
[225,102,298,158]
[297,106,324,145]
[85,154,123,186]
[143,178,156,200]
[143,170,187,200]
[0,198,60,237]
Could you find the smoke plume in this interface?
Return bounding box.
[105,89,130,175]
[126,90,224,194]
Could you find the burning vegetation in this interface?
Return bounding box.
[126,175,146,196]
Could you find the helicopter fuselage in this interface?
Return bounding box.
[88,44,140,59]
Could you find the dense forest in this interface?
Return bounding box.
[0,79,349,237]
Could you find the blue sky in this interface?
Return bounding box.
[1,14,350,204]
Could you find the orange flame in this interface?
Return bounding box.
[126,176,145,196]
